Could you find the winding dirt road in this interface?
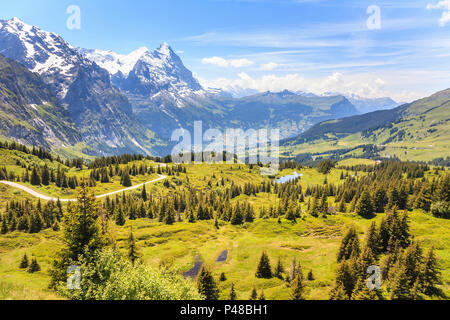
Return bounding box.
[0,174,167,202]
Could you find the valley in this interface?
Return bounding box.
[0,145,448,300]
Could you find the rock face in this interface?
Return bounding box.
[0,53,81,148]
[0,17,164,156]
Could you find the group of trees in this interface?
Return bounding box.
[2,157,448,300]
[1,199,62,234]
[19,253,41,273]
[330,211,442,300]
[47,180,202,300]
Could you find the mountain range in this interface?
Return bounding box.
[0,17,419,158]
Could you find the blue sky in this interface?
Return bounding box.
[1,0,449,101]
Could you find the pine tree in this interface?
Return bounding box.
[389,262,412,300]
[420,247,441,296]
[338,198,346,213]
[337,226,361,262]
[249,287,258,300]
[351,277,380,300]
[196,265,219,300]
[219,272,227,281]
[365,221,381,257]
[19,253,29,269]
[30,167,41,186]
[274,257,284,279]
[255,251,272,278]
[290,273,305,300]
[141,184,148,201]
[258,289,266,300]
[27,257,41,273]
[307,269,314,281]
[356,191,374,218]
[121,171,132,187]
[229,283,237,300]
[164,207,175,225]
[41,165,50,186]
[230,208,244,225]
[329,282,349,300]
[49,180,105,288]
[330,260,355,298]
[127,226,141,265]
[355,246,376,279]
[115,207,126,226]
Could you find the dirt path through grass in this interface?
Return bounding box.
[0,174,167,202]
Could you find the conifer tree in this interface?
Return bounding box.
[250,287,258,300]
[419,247,441,296]
[1,218,7,234]
[229,283,237,300]
[351,277,380,300]
[196,265,219,300]
[30,167,41,186]
[141,184,148,201]
[115,207,126,226]
[356,191,374,218]
[27,257,41,273]
[338,198,346,213]
[337,226,361,262]
[365,221,381,257]
[230,208,244,225]
[127,226,141,265]
[121,171,132,187]
[274,257,284,279]
[49,180,105,289]
[329,282,349,300]
[219,272,226,281]
[41,165,50,186]
[19,253,29,269]
[330,260,355,298]
[255,251,272,278]
[290,273,305,300]
[307,269,314,281]
[164,207,175,225]
[258,289,266,300]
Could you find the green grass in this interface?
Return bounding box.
[1,209,448,300]
[0,161,449,300]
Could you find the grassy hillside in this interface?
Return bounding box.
[0,155,448,300]
[281,89,450,162]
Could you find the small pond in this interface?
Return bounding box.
[275,171,303,184]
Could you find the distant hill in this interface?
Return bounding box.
[281,88,450,162]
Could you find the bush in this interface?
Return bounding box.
[59,249,203,300]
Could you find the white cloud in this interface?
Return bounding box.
[198,72,421,102]
[259,62,279,70]
[427,0,450,26]
[202,56,254,68]
[177,50,185,54]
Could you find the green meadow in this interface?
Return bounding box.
[0,159,449,300]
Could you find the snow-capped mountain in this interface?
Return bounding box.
[81,43,204,99]
[343,93,400,114]
[0,17,86,99]
[80,43,217,138]
[0,17,163,155]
